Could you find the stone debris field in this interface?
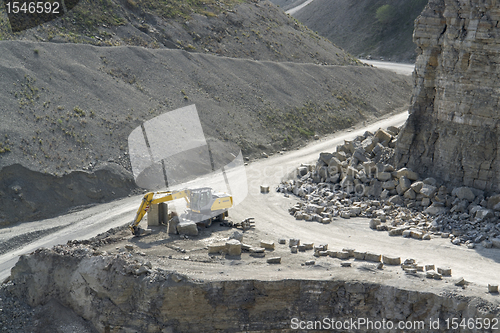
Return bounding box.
[279,126,500,250]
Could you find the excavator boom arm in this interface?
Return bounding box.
[129,189,191,234]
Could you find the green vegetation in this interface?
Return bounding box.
[73,106,86,117]
[0,0,244,41]
[375,4,396,25]
[0,141,11,153]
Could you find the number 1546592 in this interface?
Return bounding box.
[5,2,60,14]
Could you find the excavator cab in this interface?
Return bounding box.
[189,187,213,214]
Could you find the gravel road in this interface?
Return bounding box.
[2,108,500,289]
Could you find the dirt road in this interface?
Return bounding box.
[362,60,415,76]
[2,108,500,288]
[0,111,408,282]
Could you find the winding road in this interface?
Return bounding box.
[2,60,500,290]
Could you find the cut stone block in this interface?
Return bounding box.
[208,243,226,254]
[291,246,298,253]
[260,185,270,193]
[177,221,198,236]
[425,264,435,271]
[267,257,281,264]
[342,248,355,257]
[488,284,499,293]
[437,267,452,276]
[382,255,401,265]
[340,262,352,267]
[226,239,242,256]
[369,218,381,229]
[278,238,286,245]
[289,239,300,247]
[336,251,350,259]
[241,243,252,251]
[147,203,160,227]
[303,243,314,250]
[249,247,265,253]
[454,277,467,286]
[353,251,366,260]
[260,240,275,250]
[305,260,315,266]
[250,252,265,258]
[365,252,381,262]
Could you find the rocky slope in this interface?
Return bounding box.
[287,0,428,62]
[0,0,357,66]
[0,41,411,225]
[395,0,500,193]
[279,125,500,249]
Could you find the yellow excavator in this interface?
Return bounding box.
[129,187,233,236]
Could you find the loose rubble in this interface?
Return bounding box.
[278,126,500,247]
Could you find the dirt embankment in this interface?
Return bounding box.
[0,163,136,226]
[0,41,411,225]
[0,0,357,66]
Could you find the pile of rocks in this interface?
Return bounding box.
[278,127,500,248]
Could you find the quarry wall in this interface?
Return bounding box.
[395,0,500,193]
[10,247,500,333]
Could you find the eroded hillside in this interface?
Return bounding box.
[0,0,358,65]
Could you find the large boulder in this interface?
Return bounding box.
[452,187,476,202]
[487,194,500,209]
[419,184,437,198]
[177,221,199,236]
[396,168,419,181]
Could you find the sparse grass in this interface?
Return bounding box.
[73,106,86,117]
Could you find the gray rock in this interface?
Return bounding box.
[420,184,437,198]
[452,187,476,202]
[297,166,308,177]
[424,204,448,215]
[491,238,500,248]
[396,168,419,181]
[353,149,369,162]
[377,172,392,181]
[177,221,199,236]
[388,195,404,206]
[487,194,500,209]
[422,177,437,186]
[404,189,416,200]
[411,181,424,193]
[369,218,381,229]
[475,208,494,220]
[481,239,493,249]
[229,231,243,242]
[382,180,397,190]
[319,152,334,164]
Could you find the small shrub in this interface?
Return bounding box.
[376,5,396,25]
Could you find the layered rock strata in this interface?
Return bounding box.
[395,0,500,192]
[9,245,500,332]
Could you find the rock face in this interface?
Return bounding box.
[9,247,500,333]
[395,0,500,193]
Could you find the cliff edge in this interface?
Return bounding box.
[396,0,500,193]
